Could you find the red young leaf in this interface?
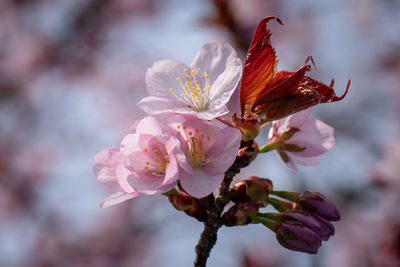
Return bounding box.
[240,16,283,116]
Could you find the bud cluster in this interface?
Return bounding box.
[221,176,340,254]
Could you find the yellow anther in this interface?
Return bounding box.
[181,93,188,96]
[177,125,181,129]
[188,131,193,136]
[207,86,211,89]
[195,129,199,133]
[144,148,148,152]
[184,69,188,74]
[183,126,187,130]
[152,172,157,175]
[177,77,181,82]
[202,94,206,97]
[184,86,188,90]
[204,72,209,79]
[144,166,149,170]
[169,88,173,92]
[191,70,196,75]
[195,81,199,85]
[207,136,211,140]
[156,140,160,144]
[146,161,150,165]
[201,134,205,138]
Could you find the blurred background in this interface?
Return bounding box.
[0,0,399,266]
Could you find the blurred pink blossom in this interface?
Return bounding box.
[268,108,335,171]
[138,41,242,120]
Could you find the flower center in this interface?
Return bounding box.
[169,69,211,112]
[176,124,214,168]
[143,139,170,176]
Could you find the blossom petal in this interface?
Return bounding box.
[276,108,312,134]
[100,192,138,208]
[289,119,335,157]
[180,169,224,198]
[145,60,190,97]
[93,148,123,191]
[137,96,188,115]
[115,162,136,193]
[203,126,241,175]
[288,154,322,167]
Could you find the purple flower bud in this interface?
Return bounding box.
[299,190,340,221]
[282,211,335,241]
[222,202,262,226]
[276,221,322,254]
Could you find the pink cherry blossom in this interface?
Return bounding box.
[166,114,242,198]
[94,116,184,207]
[137,41,242,120]
[268,108,335,171]
[93,148,138,207]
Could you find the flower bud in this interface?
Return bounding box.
[233,114,261,142]
[254,213,322,254]
[299,190,340,221]
[271,190,341,221]
[236,140,259,168]
[231,176,273,206]
[281,211,334,241]
[276,221,322,254]
[222,202,262,226]
[168,191,207,222]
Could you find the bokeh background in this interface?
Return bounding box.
[1,0,399,266]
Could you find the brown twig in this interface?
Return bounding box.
[193,160,241,267]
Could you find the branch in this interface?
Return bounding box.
[193,160,241,267]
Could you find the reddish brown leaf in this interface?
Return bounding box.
[240,16,283,116]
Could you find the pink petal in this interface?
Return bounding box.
[289,118,335,157]
[120,133,141,157]
[145,60,190,97]
[203,126,241,175]
[276,108,312,134]
[136,116,167,137]
[162,154,179,186]
[93,148,123,191]
[288,154,322,167]
[180,169,224,198]
[100,192,138,208]
[115,162,136,193]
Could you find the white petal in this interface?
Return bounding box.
[146,60,190,96]
[100,192,137,208]
[138,96,197,116]
[191,41,242,109]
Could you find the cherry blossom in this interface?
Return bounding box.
[267,108,335,171]
[137,41,242,120]
[166,114,242,198]
[94,116,184,207]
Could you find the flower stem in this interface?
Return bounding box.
[259,141,278,153]
[193,159,241,267]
